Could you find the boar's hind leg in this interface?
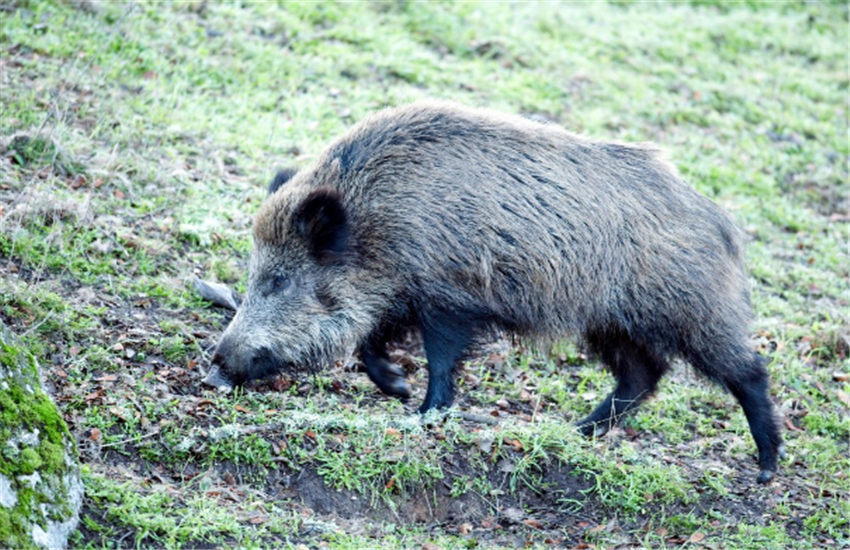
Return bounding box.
[694,351,783,484]
[360,331,411,399]
[418,312,475,413]
[576,330,669,437]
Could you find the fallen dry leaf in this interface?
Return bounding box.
[523,518,545,530]
[480,517,498,529]
[108,407,128,421]
[504,438,523,452]
[688,531,705,543]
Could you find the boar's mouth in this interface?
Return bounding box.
[202,347,299,390]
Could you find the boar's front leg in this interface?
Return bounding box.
[360,329,411,399]
[418,311,475,413]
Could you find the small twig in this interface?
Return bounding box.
[531,395,542,425]
[101,429,160,449]
[452,411,500,426]
[21,311,55,338]
[277,431,299,465]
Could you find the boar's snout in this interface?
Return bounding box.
[202,350,238,390]
[203,336,283,390]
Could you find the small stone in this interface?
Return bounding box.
[502,506,524,523]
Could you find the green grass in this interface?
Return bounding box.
[1,0,848,548]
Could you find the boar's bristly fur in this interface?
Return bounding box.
[207,100,783,483]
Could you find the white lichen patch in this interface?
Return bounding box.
[17,471,42,489]
[4,428,41,460]
[31,472,84,550]
[0,473,17,508]
[16,428,41,448]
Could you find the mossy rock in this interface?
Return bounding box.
[0,322,83,550]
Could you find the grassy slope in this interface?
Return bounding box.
[0,1,847,548]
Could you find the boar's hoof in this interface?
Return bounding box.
[378,370,411,399]
[757,469,776,484]
[202,367,234,392]
[381,377,410,399]
[576,419,612,438]
[366,359,411,399]
[756,444,785,484]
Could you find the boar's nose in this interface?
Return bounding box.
[202,352,234,390]
[249,347,282,381]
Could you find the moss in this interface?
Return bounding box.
[19,448,42,476]
[0,344,74,475]
[0,391,14,415]
[0,337,72,453]
[0,479,41,550]
[0,506,30,550]
[38,440,65,474]
[1,342,26,373]
[0,384,68,450]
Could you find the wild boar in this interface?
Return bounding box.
[204,100,783,483]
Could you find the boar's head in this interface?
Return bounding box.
[204,175,379,390]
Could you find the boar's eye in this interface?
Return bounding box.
[270,275,294,296]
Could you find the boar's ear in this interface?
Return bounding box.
[294,187,350,264]
[268,167,298,195]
